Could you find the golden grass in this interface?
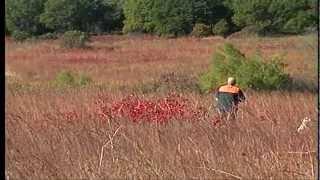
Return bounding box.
[6,34,316,85]
[5,34,317,179]
[5,90,317,179]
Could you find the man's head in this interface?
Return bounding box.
[227,77,236,85]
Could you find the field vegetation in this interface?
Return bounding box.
[5,32,317,179]
[5,0,318,179]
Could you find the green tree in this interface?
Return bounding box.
[197,0,232,25]
[107,0,125,31]
[151,0,193,36]
[40,0,79,32]
[281,1,317,33]
[123,0,230,36]
[40,0,123,33]
[225,0,317,34]
[122,0,155,33]
[5,0,47,35]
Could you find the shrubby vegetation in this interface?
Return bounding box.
[11,30,32,42]
[199,43,290,92]
[212,19,229,37]
[38,32,58,40]
[5,0,316,38]
[61,31,89,49]
[54,70,92,87]
[191,23,211,37]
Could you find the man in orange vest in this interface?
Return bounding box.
[214,77,245,121]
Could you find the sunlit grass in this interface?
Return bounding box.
[5,34,317,179]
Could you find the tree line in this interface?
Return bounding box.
[5,0,317,37]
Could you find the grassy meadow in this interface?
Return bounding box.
[5,34,318,179]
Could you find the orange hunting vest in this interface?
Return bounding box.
[218,85,240,94]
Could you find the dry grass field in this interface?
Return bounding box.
[5,34,317,179]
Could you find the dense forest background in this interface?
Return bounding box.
[5,0,317,37]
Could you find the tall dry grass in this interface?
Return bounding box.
[5,34,317,87]
[5,89,317,179]
[5,34,317,179]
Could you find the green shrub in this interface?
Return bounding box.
[12,30,32,42]
[212,19,229,36]
[54,70,92,87]
[191,23,211,37]
[77,73,92,86]
[198,43,290,92]
[61,30,89,48]
[38,32,58,40]
[54,70,76,87]
[282,11,315,34]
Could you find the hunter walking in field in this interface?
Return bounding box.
[214,77,245,121]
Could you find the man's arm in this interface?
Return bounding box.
[238,90,245,102]
[214,91,220,101]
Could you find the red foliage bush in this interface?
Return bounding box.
[94,93,208,124]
